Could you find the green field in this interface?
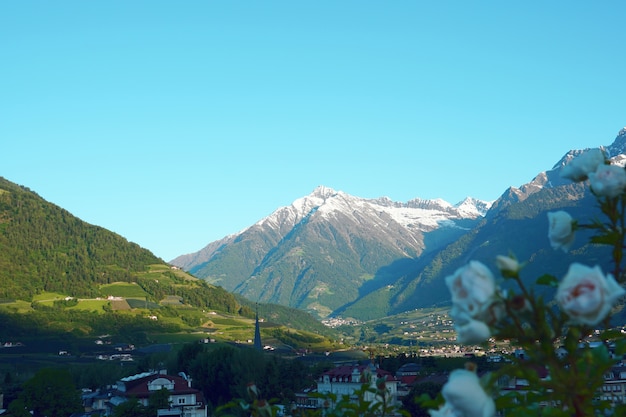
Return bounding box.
[211,317,249,326]
[68,299,108,312]
[100,282,148,298]
[126,298,160,309]
[0,299,32,313]
[32,292,66,302]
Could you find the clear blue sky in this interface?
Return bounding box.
[2,1,625,261]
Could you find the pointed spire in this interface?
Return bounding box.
[253,303,262,350]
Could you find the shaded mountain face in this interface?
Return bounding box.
[171,187,490,318]
[173,127,626,321]
[345,128,626,319]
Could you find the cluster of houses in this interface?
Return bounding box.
[4,343,623,416]
[79,370,207,417]
[0,341,23,348]
[294,362,406,411]
[290,348,626,414]
[71,347,626,416]
[73,361,414,417]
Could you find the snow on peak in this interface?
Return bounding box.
[454,197,493,217]
[607,127,626,159]
[311,185,338,199]
[406,197,453,211]
[254,186,492,236]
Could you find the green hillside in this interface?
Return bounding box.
[0,177,164,300]
[0,177,334,347]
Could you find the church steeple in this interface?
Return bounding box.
[253,303,262,350]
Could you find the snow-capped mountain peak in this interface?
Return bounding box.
[255,187,491,239]
[455,197,493,217]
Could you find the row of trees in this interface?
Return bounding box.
[1,342,322,417]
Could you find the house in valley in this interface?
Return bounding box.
[84,370,207,417]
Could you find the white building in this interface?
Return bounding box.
[315,363,399,410]
[107,370,207,417]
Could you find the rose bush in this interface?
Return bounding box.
[426,148,626,417]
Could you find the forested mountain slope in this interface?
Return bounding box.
[0,177,237,311]
[0,177,335,346]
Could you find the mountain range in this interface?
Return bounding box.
[172,127,626,321]
[171,186,490,317]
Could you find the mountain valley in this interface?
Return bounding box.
[2,128,626,349]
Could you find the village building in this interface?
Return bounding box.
[599,365,626,405]
[296,363,399,412]
[83,370,207,417]
[394,362,421,400]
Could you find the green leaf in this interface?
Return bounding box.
[614,338,626,355]
[599,328,623,341]
[590,231,621,245]
[535,274,558,287]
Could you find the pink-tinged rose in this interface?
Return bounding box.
[547,211,575,252]
[446,261,496,318]
[451,311,492,344]
[560,148,605,181]
[441,369,495,417]
[556,263,626,326]
[588,164,626,198]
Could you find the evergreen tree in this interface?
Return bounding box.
[146,388,171,417]
[20,368,82,417]
[6,397,31,417]
[112,397,146,417]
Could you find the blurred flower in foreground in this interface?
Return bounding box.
[588,164,626,198]
[452,311,492,344]
[430,369,495,417]
[495,255,520,277]
[446,261,499,343]
[548,211,575,252]
[560,148,605,181]
[556,263,625,326]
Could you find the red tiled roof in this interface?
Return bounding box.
[399,375,418,385]
[118,373,201,399]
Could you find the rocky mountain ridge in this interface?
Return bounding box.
[173,128,626,320]
[172,189,490,270]
[171,187,491,318]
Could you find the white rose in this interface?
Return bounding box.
[556,263,626,326]
[588,164,626,198]
[451,310,492,344]
[547,211,575,252]
[560,148,605,182]
[429,403,461,417]
[441,369,495,417]
[446,261,496,318]
[495,255,520,276]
